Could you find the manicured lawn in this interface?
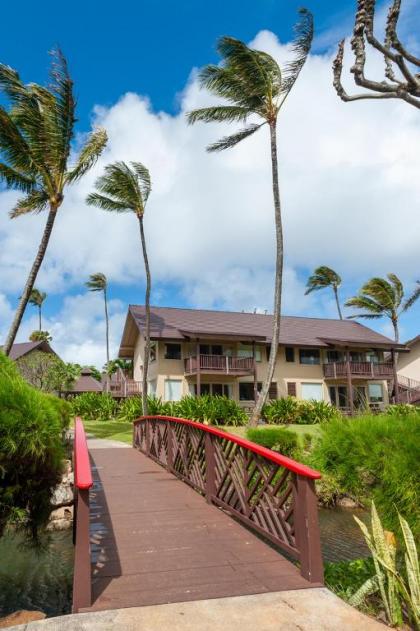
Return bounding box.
[83,419,133,444]
[221,424,321,445]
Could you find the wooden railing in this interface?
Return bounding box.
[323,361,394,378]
[108,367,141,397]
[133,416,324,584]
[72,417,93,613]
[185,354,254,375]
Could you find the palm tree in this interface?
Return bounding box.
[187,10,313,425]
[305,266,343,319]
[86,162,152,415]
[345,274,420,343]
[0,51,107,356]
[28,289,47,330]
[29,330,52,343]
[86,273,110,380]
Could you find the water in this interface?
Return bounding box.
[319,506,370,563]
[0,530,73,617]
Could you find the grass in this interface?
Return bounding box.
[82,419,133,444]
[221,423,320,445]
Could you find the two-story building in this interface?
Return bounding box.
[118,305,406,413]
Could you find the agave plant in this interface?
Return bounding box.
[351,501,420,629]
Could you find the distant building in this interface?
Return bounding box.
[3,340,57,361]
[397,335,420,404]
[65,367,103,396]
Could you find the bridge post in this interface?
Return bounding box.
[205,433,216,503]
[72,488,92,612]
[294,474,324,584]
[145,419,151,455]
[167,423,174,472]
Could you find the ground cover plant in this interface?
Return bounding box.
[262,396,341,424]
[0,352,69,539]
[246,426,300,459]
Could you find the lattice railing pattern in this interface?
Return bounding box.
[133,416,323,582]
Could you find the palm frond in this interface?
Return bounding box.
[86,272,107,291]
[281,8,314,98]
[0,63,27,104]
[305,266,341,294]
[130,162,151,204]
[48,49,76,175]
[207,123,264,152]
[66,128,107,184]
[387,273,404,307]
[347,313,383,320]
[10,190,49,218]
[402,281,420,312]
[0,163,35,192]
[85,192,131,213]
[345,295,385,315]
[29,289,46,306]
[198,65,261,109]
[0,106,34,175]
[187,105,250,125]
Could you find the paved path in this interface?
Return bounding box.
[10,590,383,630]
[81,445,317,613]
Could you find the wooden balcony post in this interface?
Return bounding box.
[293,474,324,584]
[391,349,400,403]
[196,340,201,396]
[346,350,354,415]
[252,341,258,403]
[205,433,216,503]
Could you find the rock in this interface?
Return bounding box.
[337,496,359,509]
[62,459,72,476]
[51,482,73,507]
[0,610,46,628]
[47,506,73,531]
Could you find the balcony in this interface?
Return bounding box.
[185,354,254,376]
[323,361,394,379]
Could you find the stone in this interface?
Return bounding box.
[51,483,73,507]
[47,506,73,531]
[337,496,359,509]
[0,610,45,628]
[62,459,72,476]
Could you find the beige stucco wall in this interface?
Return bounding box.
[398,340,420,381]
[131,337,389,404]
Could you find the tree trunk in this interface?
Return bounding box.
[104,287,110,393]
[392,316,400,403]
[38,305,42,331]
[3,206,58,356]
[138,215,152,416]
[250,121,283,426]
[334,286,343,320]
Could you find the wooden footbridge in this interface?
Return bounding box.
[72,416,324,613]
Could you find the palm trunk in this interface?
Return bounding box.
[334,287,343,320]
[138,215,152,416]
[38,305,42,331]
[104,287,110,393]
[3,206,58,356]
[392,316,400,403]
[250,121,283,426]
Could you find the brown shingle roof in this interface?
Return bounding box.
[1,341,56,360]
[68,368,103,394]
[123,305,403,350]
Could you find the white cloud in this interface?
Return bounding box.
[1,26,419,363]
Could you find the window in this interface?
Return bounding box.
[199,344,223,355]
[239,382,257,401]
[164,379,182,401]
[329,386,337,406]
[148,379,157,396]
[285,347,295,363]
[287,382,297,397]
[165,343,181,360]
[299,349,320,365]
[366,351,379,364]
[238,344,262,362]
[368,383,383,403]
[301,383,323,401]
[350,351,365,362]
[192,383,232,397]
[326,350,342,363]
[150,342,157,362]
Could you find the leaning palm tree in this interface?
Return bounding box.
[187,10,314,425]
[345,274,420,343]
[86,273,110,383]
[86,162,152,415]
[305,266,343,319]
[0,51,107,356]
[28,289,47,331]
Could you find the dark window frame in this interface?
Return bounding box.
[285,347,295,363]
[299,348,321,365]
[164,343,182,360]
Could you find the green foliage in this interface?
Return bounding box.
[310,412,420,538]
[262,397,341,425]
[16,352,65,393]
[386,403,420,417]
[0,352,65,539]
[246,427,300,458]
[29,330,52,342]
[70,392,117,422]
[146,395,173,416]
[325,557,376,603]
[173,395,247,426]
[117,396,144,423]
[351,502,420,629]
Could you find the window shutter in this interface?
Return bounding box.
[268,382,278,400]
[287,382,297,397]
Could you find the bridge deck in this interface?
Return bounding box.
[82,446,317,613]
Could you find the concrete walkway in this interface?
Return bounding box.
[85,435,130,450]
[8,589,383,630]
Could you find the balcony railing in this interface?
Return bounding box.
[323,361,394,379]
[185,354,254,375]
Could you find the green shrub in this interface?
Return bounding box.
[117,395,144,422]
[262,397,341,425]
[146,396,174,416]
[44,394,72,430]
[246,427,300,458]
[172,395,247,426]
[262,396,300,424]
[0,352,65,539]
[325,558,376,604]
[309,412,420,538]
[386,403,420,417]
[70,392,117,421]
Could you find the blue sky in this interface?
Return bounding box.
[0,0,419,365]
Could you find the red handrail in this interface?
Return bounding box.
[74,417,93,490]
[135,415,321,480]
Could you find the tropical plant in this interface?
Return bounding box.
[70,392,117,422]
[105,358,133,377]
[386,402,420,417]
[305,266,343,319]
[262,397,341,425]
[28,289,47,330]
[86,273,110,387]
[187,10,314,425]
[350,502,420,629]
[52,362,81,395]
[246,426,300,459]
[345,273,420,343]
[87,365,102,382]
[298,400,342,424]
[29,330,52,343]
[15,351,64,392]
[86,161,152,414]
[0,51,107,355]
[173,395,248,426]
[262,396,300,424]
[117,395,144,423]
[333,0,420,110]
[0,352,65,539]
